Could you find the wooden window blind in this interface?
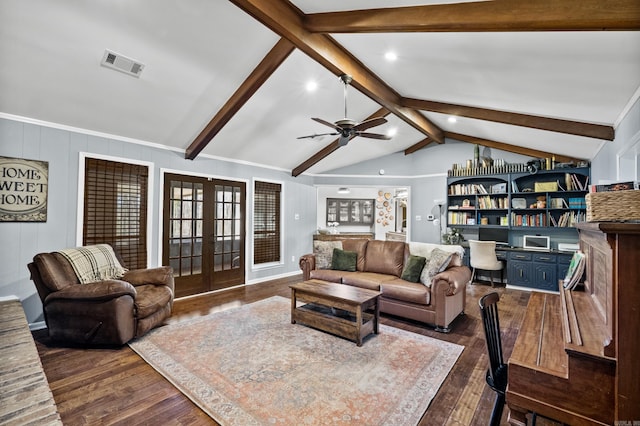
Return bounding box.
[83,158,148,270]
[253,181,281,264]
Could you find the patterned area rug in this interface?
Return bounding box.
[129,296,463,425]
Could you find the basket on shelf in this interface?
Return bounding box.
[585,190,640,222]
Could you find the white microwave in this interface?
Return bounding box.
[523,235,550,251]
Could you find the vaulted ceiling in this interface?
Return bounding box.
[1,1,639,175]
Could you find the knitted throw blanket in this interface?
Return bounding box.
[56,244,127,284]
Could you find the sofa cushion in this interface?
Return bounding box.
[331,248,357,272]
[342,272,395,291]
[363,240,405,277]
[400,255,426,283]
[421,248,454,287]
[313,241,342,269]
[380,278,431,305]
[341,239,369,272]
[310,269,347,282]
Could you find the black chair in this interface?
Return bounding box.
[479,292,508,426]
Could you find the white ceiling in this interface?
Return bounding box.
[1,1,639,174]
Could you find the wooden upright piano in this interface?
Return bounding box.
[507,222,640,425]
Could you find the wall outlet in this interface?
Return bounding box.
[291,255,295,262]
[427,214,435,221]
[415,215,422,221]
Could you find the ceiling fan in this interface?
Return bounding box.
[297,74,391,147]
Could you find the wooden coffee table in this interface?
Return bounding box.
[290,279,381,346]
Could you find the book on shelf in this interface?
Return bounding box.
[550,198,568,208]
[550,210,585,227]
[511,212,547,227]
[564,173,589,191]
[589,181,639,193]
[491,182,507,194]
[563,251,586,290]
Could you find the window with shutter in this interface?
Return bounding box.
[253,181,281,265]
[83,158,148,270]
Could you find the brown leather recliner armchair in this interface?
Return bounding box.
[28,250,174,346]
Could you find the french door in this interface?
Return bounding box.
[163,174,245,298]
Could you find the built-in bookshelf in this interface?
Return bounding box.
[446,167,590,231]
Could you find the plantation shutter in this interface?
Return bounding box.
[253,181,281,264]
[83,158,148,270]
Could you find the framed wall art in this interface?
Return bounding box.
[0,156,49,222]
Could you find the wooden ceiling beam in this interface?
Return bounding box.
[444,131,583,163]
[304,0,640,33]
[404,137,433,155]
[292,108,390,177]
[230,0,444,144]
[403,98,614,141]
[185,38,295,160]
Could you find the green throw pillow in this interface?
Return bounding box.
[331,248,357,272]
[401,255,427,283]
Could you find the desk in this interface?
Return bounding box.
[462,245,574,291]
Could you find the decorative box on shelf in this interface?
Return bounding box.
[585,190,640,222]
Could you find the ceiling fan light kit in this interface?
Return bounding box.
[298,74,391,147]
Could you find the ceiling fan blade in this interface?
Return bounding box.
[353,117,387,131]
[312,117,342,131]
[297,132,339,139]
[357,132,392,140]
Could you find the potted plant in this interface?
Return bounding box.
[443,227,464,245]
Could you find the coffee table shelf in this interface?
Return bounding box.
[290,280,381,346]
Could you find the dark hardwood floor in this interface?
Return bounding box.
[33,276,539,425]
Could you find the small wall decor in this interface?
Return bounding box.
[0,156,48,222]
[375,190,394,227]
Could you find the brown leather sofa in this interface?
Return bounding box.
[28,251,174,346]
[299,239,471,332]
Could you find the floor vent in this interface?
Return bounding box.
[100,49,145,78]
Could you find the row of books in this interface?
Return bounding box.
[447,211,474,225]
[448,210,585,227]
[449,182,507,195]
[568,197,586,209]
[511,173,589,192]
[550,211,585,227]
[477,195,509,210]
[563,173,589,191]
[511,213,547,227]
[589,180,639,192]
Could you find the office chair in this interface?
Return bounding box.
[469,240,504,287]
[479,292,508,426]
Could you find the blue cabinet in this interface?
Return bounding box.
[507,251,533,287]
[532,253,557,291]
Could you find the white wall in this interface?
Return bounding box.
[591,95,640,183]
[0,117,317,324]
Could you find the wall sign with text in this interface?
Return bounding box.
[0,156,49,222]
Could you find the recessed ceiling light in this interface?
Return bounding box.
[387,127,398,137]
[448,116,457,123]
[305,80,318,92]
[384,51,398,62]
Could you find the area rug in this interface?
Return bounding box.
[129,296,463,425]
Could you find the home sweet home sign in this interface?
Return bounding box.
[0,156,48,222]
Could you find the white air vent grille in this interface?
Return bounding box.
[100,49,144,78]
